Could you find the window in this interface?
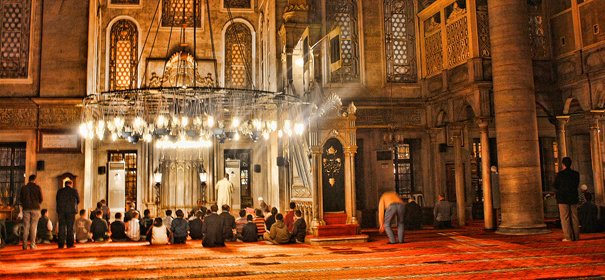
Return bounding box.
[0,0,32,79]
[384,0,417,82]
[108,151,137,205]
[0,143,26,206]
[162,0,202,28]
[326,0,360,83]
[393,144,412,196]
[108,19,138,91]
[224,22,253,89]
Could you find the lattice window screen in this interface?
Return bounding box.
[0,0,31,79]
[224,22,252,89]
[162,0,202,28]
[327,0,360,83]
[384,0,417,83]
[109,19,138,91]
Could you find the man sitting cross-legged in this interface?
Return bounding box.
[289,210,307,244]
[220,205,236,242]
[189,210,204,240]
[171,209,189,244]
[91,210,109,242]
[237,214,258,242]
[202,204,225,247]
[264,213,291,245]
[110,213,129,242]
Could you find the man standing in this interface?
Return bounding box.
[56,180,80,248]
[216,173,233,214]
[553,157,580,241]
[202,204,226,247]
[20,175,43,250]
[378,192,405,244]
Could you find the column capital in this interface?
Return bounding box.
[549,115,570,132]
[450,123,464,138]
[586,110,604,129]
[426,127,442,141]
[474,117,492,130]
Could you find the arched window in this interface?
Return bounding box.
[109,19,138,91]
[326,0,360,83]
[384,0,417,82]
[224,22,253,89]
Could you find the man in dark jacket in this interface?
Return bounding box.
[404,198,423,230]
[91,210,109,242]
[202,204,225,247]
[171,209,190,244]
[20,175,43,250]
[189,210,204,240]
[56,180,80,248]
[578,192,604,233]
[220,205,236,241]
[553,157,580,241]
[110,213,129,242]
[290,210,306,244]
[238,215,258,242]
[139,209,153,239]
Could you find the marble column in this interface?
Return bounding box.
[311,146,325,235]
[476,118,494,230]
[553,116,570,172]
[588,112,605,206]
[488,0,548,234]
[428,129,441,206]
[452,124,466,227]
[348,149,358,224]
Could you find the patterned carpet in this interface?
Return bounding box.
[1,222,604,280]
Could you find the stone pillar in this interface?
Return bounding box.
[428,128,442,205]
[553,116,570,172]
[588,112,605,206]
[488,0,548,234]
[452,124,466,227]
[311,146,325,235]
[476,118,494,229]
[348,149,358,224]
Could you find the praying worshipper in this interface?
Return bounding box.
[100,199,110,221]
[36,209,53,244]
[404,198,423,230]
[578,185,589,204]
[578,192,604,233]
[163,209,174,230]
[254,209,266,240]
[148,218,169,245]
[189,200,204,218]
[75,209,92,243]
[264,213,291,245]
[265,207,278,231]
[434,194,453,229]
[126,211,141,241]
[237,215,258,242]
[289,210,307,244]
[139,209,154,240]
[216,173,234,214]
[91,210,109,242]
[124,201,135,222]
[235,209,247,235]
[202,204,226,247]
[258,197,269,213]
[189,210,204,240]
[285,202,296,231]
[110,213,129,242]
[171,209,189,244]
[379,192,405,244]
[220,205,237,242]
[90,202,103,220]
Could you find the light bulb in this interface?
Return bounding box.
[79,123,88,137]
[232,117,239,127]
[278,130,283,138]
[270,121,277,131]
[87,121,93,130]
[234,132,240,140]
[263,132,269,140]
[295,123,304,135]
[182,116,189,127]
[157,115,165,126]
[112,133,117,141]
[134,117,142,128]
[208,116,214,127]
[98,120,105,130]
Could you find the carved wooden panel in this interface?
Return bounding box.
[0,108,37,128]
[446,16,469,67]
[38,107,81,127]
[384,0,416,83]
[0,0,31,79]
[476,5,490,58]
[425,30,443,76]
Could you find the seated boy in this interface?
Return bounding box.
[36,209,53,244]
[91,210,109,242]
[237,214,258,242]
[110,213,129,242]
[170,209,189,244]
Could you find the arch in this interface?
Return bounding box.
[563,98,583,114]
[454,100,475,122]
[105,16,142,91]
[436,110,449,127]
[221,18,256,88]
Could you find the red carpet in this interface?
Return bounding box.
[1,222,604,279]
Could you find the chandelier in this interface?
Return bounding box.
[79,0,305,148]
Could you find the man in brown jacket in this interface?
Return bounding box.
[20,175,43,250]
[263,213,291,245]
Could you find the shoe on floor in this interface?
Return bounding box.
[30,244,37,249]
[42,240,50,244]
[562,238,571,242]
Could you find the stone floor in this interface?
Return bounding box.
[1,222,604,279]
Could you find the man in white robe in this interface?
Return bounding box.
[216,173,234,214]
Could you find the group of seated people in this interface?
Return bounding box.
[69,200,307,247]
